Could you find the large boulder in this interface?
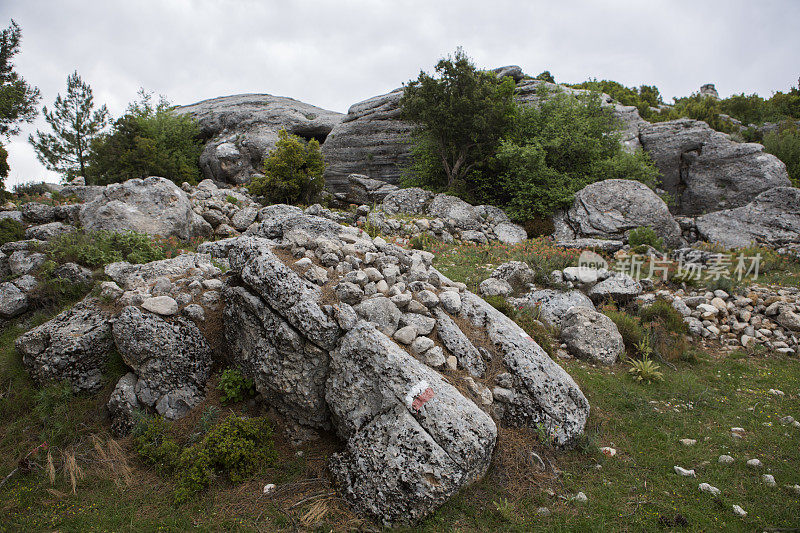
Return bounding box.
[695,187,800,248]
[17,297,114,392]
[521,289,595,328]
[79,176,212,240]
[639,119,791,215]
[105,253,220,290]
[553,179,684,248]
[561,306,624,364]
[176,94,343,185]
[326,322,496,526]
[0,282,28,318]
[341,174,400,205]
[321,89,413,193]
[112,306,212,419]
[223,284,331,429]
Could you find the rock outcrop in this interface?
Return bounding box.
[177,94,343,185]
[80,176,212,240]
[16,297,114,392]
[639,119,791,215]
[112,306,212,419]
[695,187,800,248]
[553,179,684,248]
[321,88,413,192]
[560,306,624,364]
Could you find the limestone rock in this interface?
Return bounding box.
[695,187,800,248]
[177,94,343,184]
[17,297,113,392]
[326,322,497,526]
[112,306,212,419]
[640,119,790,215]
[80,177,212,240]
[553,179,683,248]
[561,307,624,364]
[0,282,28,318]
[522,289,595,327]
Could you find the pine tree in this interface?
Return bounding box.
[29,71,109,179]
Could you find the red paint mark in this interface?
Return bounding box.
[411,387,435,411]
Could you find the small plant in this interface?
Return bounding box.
[362,220,382,238]
[217,368,256,405]
[49,230,167,268]
[604,308,645,351]
[0,217,25,245]
[639,298,688,334]
[627,226,664,252]
[627,354,664,384]
[492,497,516,522]
[409,232,433,251]
[225,194,239,205]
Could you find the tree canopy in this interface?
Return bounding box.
[29,71,109,180]
[0,20,40,139]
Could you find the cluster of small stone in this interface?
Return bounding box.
[183,179,261,237]
[644,286,800,354]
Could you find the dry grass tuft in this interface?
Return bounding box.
[63,451,85,494]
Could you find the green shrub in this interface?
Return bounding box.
[409,233,434,251]
[604,308,645,352]
[132,413,182,474]
[627,226,664,252]
[0,217,25,245]
[0,145,9,191]
[174,415,276,503]
[762,122,800,186]
[639,298,688,334]
[217,368,255,405]
[88,90,202,186]
[248,129,325,205]
[49,230,166,268]
[12,181,51,197]
[568,79,663,120]
[627,354,664,384]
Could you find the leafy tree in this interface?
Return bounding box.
[247,129,325,205]
[400,48,516,189]
[535,70,555,83]
[494,88,659,220]
[0,20,40,138]
[0,20,40,191]
[29,71,109,180]
[88,90,202,186]
[569,79,663,120]
[763,121,800,187]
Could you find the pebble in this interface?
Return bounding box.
[769,389,785,396]
[732,505,747,518]
[600,447,616,457]
[762,474,776,487]
[746,458,763,468]
[263,483,275,495]
[674,466,696,477]
[718,454,735,464]
[571,492,588,503]
[698,483,721,496]
[445,355,458,371]
[536,507,551,517]
[780,415,796,425]
[679,438,697,446]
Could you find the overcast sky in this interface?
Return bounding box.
[2,0,798,187]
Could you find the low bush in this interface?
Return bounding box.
[0,217,25,245]
[627,225,664,252]
[217,368,255,405]
[132,413,182,474]
[248,129,325,205]
[603,308,645,353]
[638,299,687,334]
[49,230,166,268]
[762,121,800,186]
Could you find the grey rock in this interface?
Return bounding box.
[141,296,179,316]
[177,94,343,184]
[12,274,38,293]
[52,262,93,285]
[20,202,56,223]
[0,282,28,318]
[24,221,75,241]
[17,297,113,391]
[458,290,589,445]
[522,289,595,327]
[553,179,684,248]
[230,207,259,231]
[223,285,331,428]
[354,296,401,336]
[112,306,212,419]
[640,119,790,215]
[393,325,418,345]
[381,187,435,216]
[400,312,436,336]
[107,373,140,436]
[229,237,340,349]
[491,261,536,291]
[105,253,217,290]
[439,291,462,314]
[433,308,486,377]
[80,177,212,240]
[695,187,800,248]
[321,89,413,192]
[588,273,642,303]
[492,65,524,82]
[344,174,400,204]
[181,303,205,322]
[561,307,624,364]
[479,278,513,297]
[0,210,23,223]
[494,222,528,244]
[428,194,481,230]
[326,322,496,526]
[8,250,46,276]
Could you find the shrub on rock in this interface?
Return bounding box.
[247,129,325,205]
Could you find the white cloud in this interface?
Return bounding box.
[1,0,798,185]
